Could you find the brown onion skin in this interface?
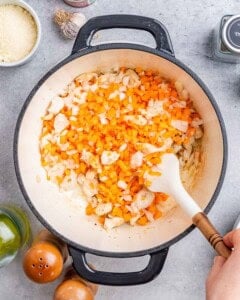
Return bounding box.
[54,279,94,300]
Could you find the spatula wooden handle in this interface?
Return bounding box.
[192,212,231,259]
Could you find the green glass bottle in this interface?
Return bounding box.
[0,205,31,267]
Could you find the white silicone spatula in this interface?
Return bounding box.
[147,153,231,258]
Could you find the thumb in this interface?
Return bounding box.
[207,256,226,282]
[224,229,240,250]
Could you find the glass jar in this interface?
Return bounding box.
[212,14,240,63]
[0,205,31,267]
[63,0,96,7]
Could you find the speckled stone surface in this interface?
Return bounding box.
[1,0,240,299]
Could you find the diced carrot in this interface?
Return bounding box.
[98,216,105,224]
[155,193,169,203]
[148,170,161,176]
[41,160,48,166]
[79,162,87,173]
[60,135,67,144]
[65,169,71,176]
[120,66,126,72]
[56,176,63,184]
[137,216,148,226]
[77,143,84,152]
[148,204,157,215]
[123,213,131,222]
[135,67,142,74]
[154,209,162,219]
[112,207,123,218]
[86,204,95,215]
[170,90,178,98]
[61,152,68,160]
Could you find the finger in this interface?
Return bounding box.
[207,256,226,282]
[223,229,240,249]
[213,255,226,267]
[223,231,234,248]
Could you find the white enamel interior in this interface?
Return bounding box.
[17,49,224,253]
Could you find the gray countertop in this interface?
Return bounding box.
[1,0,240,299]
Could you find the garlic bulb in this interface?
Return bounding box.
[54,9,86,39]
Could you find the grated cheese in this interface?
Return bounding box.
[0,4,37,63]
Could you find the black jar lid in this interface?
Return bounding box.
[222,15,240,54]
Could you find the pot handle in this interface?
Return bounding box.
[72,14,174,56]
[68,246,169,286]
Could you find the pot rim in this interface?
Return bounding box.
[13,43,228,258]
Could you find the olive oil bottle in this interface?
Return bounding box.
[0,205,31,267]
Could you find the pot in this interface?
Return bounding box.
[14,15,227,286]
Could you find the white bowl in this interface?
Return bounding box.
[0,0,41,67]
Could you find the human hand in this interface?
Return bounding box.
[206,229,240,300]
